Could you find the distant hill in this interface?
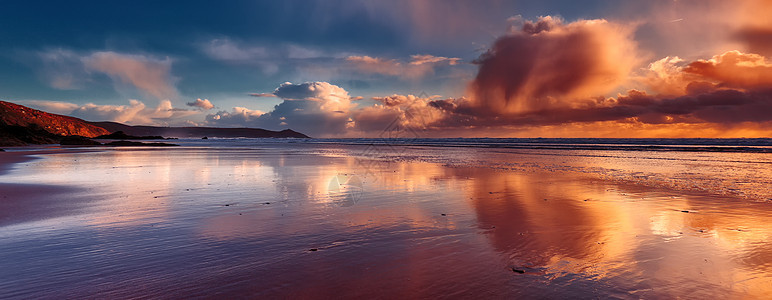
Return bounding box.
[91,122,311,138]
[0,100,110,137]
[0,101,310,146]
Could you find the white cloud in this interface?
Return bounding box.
[205,107,265,126]
[201,38,361,77]
[272,81,352,112]
[71,100,147,123]
[207,81,356,137]
[204,38,269,61]
[16,100,80,115]
[36,49,181,102]
[249,93,277,98]
[201,38,279,75]
[21,99,199,126]
[287,45,324,59]
[83,51,178,101]
[37,48,89,90]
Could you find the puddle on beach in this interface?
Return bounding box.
[0,146,770,298]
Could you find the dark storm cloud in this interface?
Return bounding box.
[423,87,772,128]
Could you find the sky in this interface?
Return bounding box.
[1,0,771,138]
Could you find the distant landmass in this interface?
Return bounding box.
[90,122,310,139]
[0,100,310,146]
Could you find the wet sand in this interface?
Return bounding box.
[0,149,96,225]
[0,144,770,298]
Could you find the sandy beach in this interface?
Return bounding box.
[1,141,771,298]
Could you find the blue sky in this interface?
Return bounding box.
[2,1,771,137]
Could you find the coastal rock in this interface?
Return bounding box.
[0,124,62,146]
[60,136,102,145]
[105,140,179,147]
[95,131,165,140]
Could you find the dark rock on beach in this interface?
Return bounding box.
[95,131,166,140]
[60,136,102,146]
[105,141,179,147]
[0,124,62,146]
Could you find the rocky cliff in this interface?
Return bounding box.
[0,101,110,137]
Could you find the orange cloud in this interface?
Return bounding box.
[352,94,448,133]
[470,16,639,114]
[346,54,461,80]
[186,98,215,110]
[350,47,772,137]
[638,56,693,96]
[637,50,772,95]
[683,50,772,88]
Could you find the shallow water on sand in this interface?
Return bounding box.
[0,143,770,298]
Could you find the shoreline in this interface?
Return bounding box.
[3,142,770,203]
[0,148,56,176]
[0,146,110,175]
[0,147,103,226]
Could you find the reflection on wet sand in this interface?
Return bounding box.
[0,146,770,298]
[460,167,772,298]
